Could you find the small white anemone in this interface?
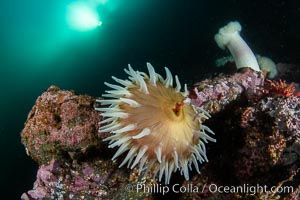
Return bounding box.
[256,55,278,79]
[214,21,261,72]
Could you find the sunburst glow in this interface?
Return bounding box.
[67,2,102,31]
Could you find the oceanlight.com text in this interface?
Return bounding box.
[126,183,294,196]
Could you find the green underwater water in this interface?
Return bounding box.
[0,0,299,199]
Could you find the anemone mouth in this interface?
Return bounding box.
[96,63,216,184]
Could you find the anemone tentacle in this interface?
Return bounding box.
[97,63,215,184]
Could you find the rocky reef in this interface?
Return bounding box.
[181,95,300,200]
[21,85,103,164]
[21,65,300,199]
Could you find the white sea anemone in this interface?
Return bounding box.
[256,55,278,79]
[96,63,215,184]
[214,21,261,72]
